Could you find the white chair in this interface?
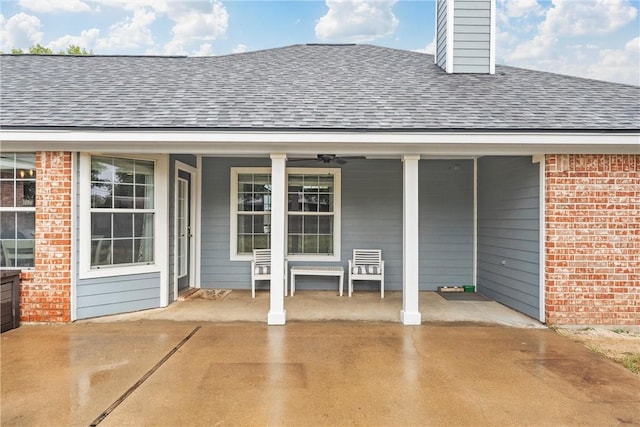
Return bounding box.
[251,248,288,298]
[348,249,385,298]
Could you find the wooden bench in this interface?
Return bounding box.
[290,266,344,297]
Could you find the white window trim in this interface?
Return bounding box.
[79,153,168,280]
[230,167,271,261]
[229,166,341,262]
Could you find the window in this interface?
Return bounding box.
[90,156,155,268]
[231,167,340,260]
[287,173,335,255]
[0,153,36,268]
[235,170,272,254]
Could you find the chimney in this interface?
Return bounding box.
[435,0,496,74]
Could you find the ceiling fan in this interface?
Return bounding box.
[287,154,366,165]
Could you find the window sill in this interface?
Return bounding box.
[79,264,161,280]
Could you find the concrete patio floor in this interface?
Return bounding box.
[85,290,545,328]
[2,321,639,426]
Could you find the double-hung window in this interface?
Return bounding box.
[0,153,36,268]
[231,167,340,260]
[90,156,155,268]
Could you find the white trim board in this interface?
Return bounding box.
[2,130,639,156]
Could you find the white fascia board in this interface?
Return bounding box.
[1,129,638,155]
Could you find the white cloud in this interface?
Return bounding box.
[315,0,399,43]
[95,8,156,51]
[506,33,556,60]
[192,43,214,56]
[541,0,638,36]
[19,0,91,13]
[502,0,542,18]
[158,0,228,55]
[414,38,435,55]
[626,36,640,52]
[170,1,228,42]
[232,43,248,54]
[47,28,100,52]
[0,12,43,51]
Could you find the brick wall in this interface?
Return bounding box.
[20,152,72,322]
[545,154,640,326]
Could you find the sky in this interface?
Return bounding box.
[0,0,639,85]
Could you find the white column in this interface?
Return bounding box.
[268,154,287,325]
[401,155,422,325]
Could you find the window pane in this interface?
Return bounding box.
[254,234,269,250]
[0,154,15,179]
[113,213,133,238]
[114,184,134,208]
[237,235,252,253]
[91,212,112,237]
[238,215,253,234]
[318,235,333,254]
[92,156,115,183]
[135,238,153,263]
[16,212,35,239]
[288,194,303,212]
[318,194,332,212]
[18,181,36,207]
[303,216,318,233]
[0,180,15,207]
[91,183,113,208]
[318,216,333,234]
[135,213,154,238]
[288,235,301,254]
[135,160,154,185]
[288,216,302,233]
[303,235,318,253]
[92,239,112,266]
[1,212,16,239]
[135,185,153,209]
[1,153,36,209]
[113,158,134,183]
[113,239,133,264]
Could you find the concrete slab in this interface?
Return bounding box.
[84,290,544,328]
[2,321,638,426]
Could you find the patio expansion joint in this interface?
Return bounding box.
[89,326,202,426]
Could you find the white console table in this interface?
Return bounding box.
[290,266,344,297]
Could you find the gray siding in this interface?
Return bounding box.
[199,158,404,291]
[452,0,492,73]
[76,272,161,319]
[437,0,492,73]
[436,0,448,69]
[477,156,540,320]
[419,160,474,289]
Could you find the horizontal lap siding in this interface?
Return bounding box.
[478,156,540,319]
[201,157,270,288]
[340,160,403,291]
[76,272,161,319]
[453,0,491,73]
[200,158,404,291]
[419,160,474,289]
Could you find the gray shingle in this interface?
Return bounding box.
[1,44,638,131]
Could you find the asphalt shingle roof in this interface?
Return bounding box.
[1,44,638,131]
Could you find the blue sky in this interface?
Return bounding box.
[1,0,638,85]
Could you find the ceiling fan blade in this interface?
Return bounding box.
[335,158,347,165]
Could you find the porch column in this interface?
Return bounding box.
[401,155,422,325]
[268,153,287,325]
